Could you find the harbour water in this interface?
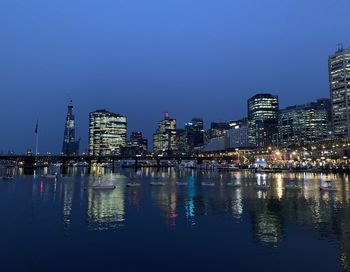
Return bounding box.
[0,167,349,271]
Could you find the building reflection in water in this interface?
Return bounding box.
[86,173,125,231]
[184,175,196,225]
[27,167,350,268]
[62,180,75,233]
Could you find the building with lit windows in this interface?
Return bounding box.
[329,46,350,138]
[279,99,330,147]
[153,112,177,154]
[88,110,127,156]
[62,101,80,155]
[226,118,249,148]
[185,118,204,150]
[248,93,279,147]
[122,131,148,156]
[205,122,231,140]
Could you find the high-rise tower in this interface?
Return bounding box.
[62,101,80,155]
[248,93,279,147]
[88,109,127,156]
[329,46,350,138]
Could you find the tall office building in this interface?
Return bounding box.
[89,110,127,156]
[329,46,350,138]
[185,118,204,150]
[279,99,330,147]
[62,101,80,155]
[153,112,177,154]
[248,93,279,147]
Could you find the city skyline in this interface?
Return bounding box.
[1,0,350,152]
[0,91,334,155]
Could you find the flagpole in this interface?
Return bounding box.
[35,120,39,155]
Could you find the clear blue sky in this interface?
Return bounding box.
[0,0,349,153]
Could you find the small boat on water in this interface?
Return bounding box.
[41,173,58,179]
[150,181,166,186]
[320,180,337,191]
[126,182,141,187]
[176,181,188,186]
[255,184,270,190]
[92,177,116,190]
[1,175,14,180]
[201,181,215,186]
[284,181,301,190]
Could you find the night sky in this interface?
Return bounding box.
[1,0,349,153]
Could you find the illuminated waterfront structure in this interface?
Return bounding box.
[88,110,127,156]
[329,46,350,138]
[62,101,80,155]
[153,112,177,154]
[248,93,279,147]
[279,99,331,147]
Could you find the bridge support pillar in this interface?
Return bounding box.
[23,156,36,175]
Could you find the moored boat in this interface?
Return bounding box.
[201,181,215,186]
[176,181,188,186]
[41,173,58,179]
[320,180,337,191]
[126,182,141,187]
[150,181,166,186]
[284,181,301,190]
[92,177,116,190]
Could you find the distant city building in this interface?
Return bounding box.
[174,129,188,154]
[279,99,330,147]
[62,101,80,155]
[203,118,249,151]
[205,122,231,140]
[203,135,226,152]
[226,118,249,148]
[329,46,350,138]
[122,131,148,156]
[153,112,177,154]
[88,109,127,156]
[248,93,279,147]
[185,118,204,150]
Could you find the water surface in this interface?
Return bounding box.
[0,168,349,272]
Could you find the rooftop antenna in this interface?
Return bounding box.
[337,43,344,52]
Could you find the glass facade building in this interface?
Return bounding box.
[88,110,127,156]
[153,112,177,154]
[329,47,350,138]
[248,93,279,147]
[279,99,330,147]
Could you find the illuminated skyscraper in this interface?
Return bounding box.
[329,46,350,138]
[279,99,330,147]
[62,101,80,155]
[248,93,279,147]
[89,110,127,156]
[153,112,176,154]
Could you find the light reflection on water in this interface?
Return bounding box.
[1,167,350,271]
